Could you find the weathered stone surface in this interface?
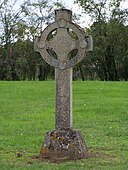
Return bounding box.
[55,67,72,130]
[39,129,88,161]
[34,8,93,162]
[55,9,72,21]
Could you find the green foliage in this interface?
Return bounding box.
[0,0,60,81]
[75,0,128,81]
[88,20,128,80]
[0,0,128,81]
[0,81,128,169]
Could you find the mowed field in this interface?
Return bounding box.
[0,81,128,170]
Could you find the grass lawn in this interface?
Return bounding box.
[0,81,128,170]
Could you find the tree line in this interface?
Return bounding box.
[0,0,128,81]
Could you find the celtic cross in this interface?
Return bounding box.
[34,9,93,130]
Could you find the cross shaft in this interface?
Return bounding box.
[55,67,72,129]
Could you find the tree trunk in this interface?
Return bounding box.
[105,45,119,81]
[38,65,43,81]
[79,66,85,81]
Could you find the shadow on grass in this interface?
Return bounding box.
[29,149,114,164]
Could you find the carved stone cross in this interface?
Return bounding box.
[34,9,93,161]
[35,9,92,130]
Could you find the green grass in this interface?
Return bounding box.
[0,81,128,170]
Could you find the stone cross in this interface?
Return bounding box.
[34,9,93,161]
[35,9,92,130]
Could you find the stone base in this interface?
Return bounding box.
[39,129,88,161]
